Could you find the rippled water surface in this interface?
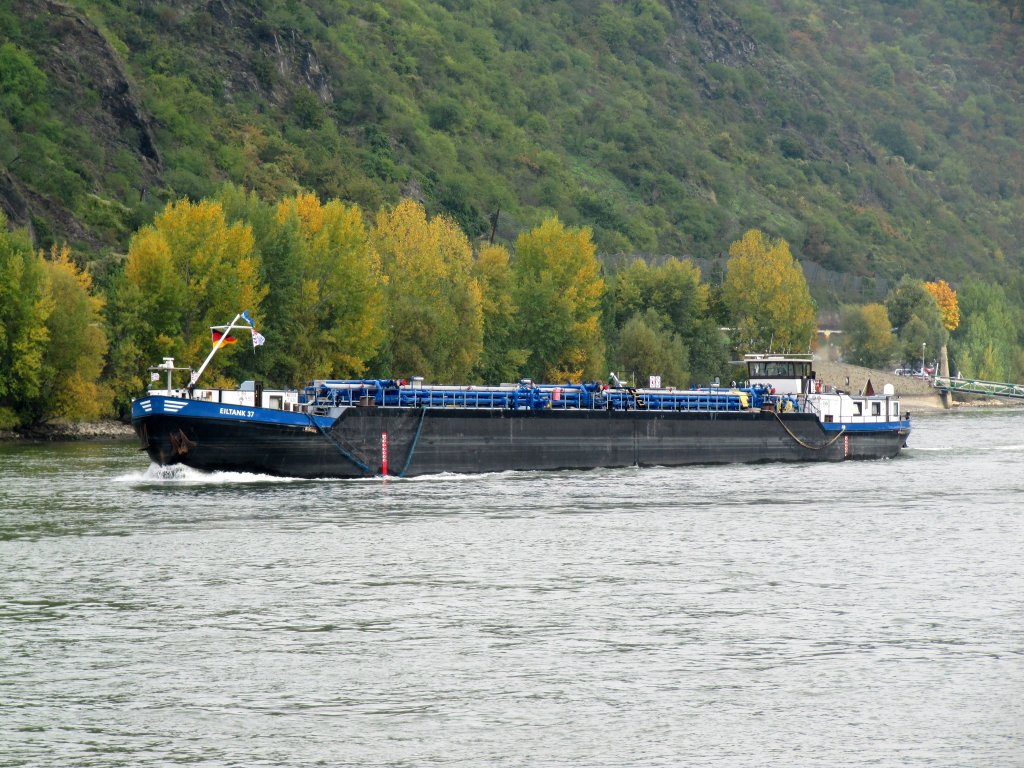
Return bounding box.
[1,410,1022,767]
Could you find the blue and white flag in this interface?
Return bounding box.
[252,330,266,348]
[241,310,255,328]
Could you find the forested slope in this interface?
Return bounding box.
[3,0,1024,302]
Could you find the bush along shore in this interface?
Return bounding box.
[0,420,135,441]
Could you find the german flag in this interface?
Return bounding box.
[212,330,238,345]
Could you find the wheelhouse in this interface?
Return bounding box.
[744,353,815,395]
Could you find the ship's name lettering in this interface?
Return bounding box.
[219,407,254,417]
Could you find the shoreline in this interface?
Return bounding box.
[0,420,135,442]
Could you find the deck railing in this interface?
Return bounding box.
[301,381,765,414]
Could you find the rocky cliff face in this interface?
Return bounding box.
[42,0,160,166]
[664,0,758,69]
[2,0,160,246]
[3,0,332,248]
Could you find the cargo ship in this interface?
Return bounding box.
[131,314,911,478]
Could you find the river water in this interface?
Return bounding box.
[1,409,1022,767]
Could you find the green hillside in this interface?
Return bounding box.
[2,0,1024,303]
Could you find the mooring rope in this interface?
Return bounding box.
[307,411,373,474]
[772,410,846,451]
[398,407,428,478]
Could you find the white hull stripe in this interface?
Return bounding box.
[163,400,188,413]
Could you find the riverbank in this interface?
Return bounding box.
[812,359,946,411]
[0,420,134,442]
[812,359,1018,411]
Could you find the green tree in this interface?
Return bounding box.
[512,217,605,381]
[949,280,1018,381]
[0,218,53,427]
[721,229,816,354]
[898,316,933,373]
[218,183,301,385]
[885,275,945,368]
[841,303,896,369]
[610,256,725,380]
[372,199,483,380]
[886,276,934,331]
[613,257,708,336]
[103,278,148,417]
[614,309,689,387]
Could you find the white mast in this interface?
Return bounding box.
[189,313,244,387]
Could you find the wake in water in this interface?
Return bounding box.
[909,441,1024,453]
[113,464,617,486]
[114,463,309,485]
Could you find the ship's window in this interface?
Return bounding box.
[748,360,812,379]
[270,395,283,410]
[853,401,863,416]
[871,401,881,416]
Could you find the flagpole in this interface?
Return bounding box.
[190,313,243,388]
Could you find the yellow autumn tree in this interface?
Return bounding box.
[113,199,265,389]
[472,243,529,383]
[722,229,816,353]
[276,193,384,379]
[372,199,483,381]
[924,279,960,332]
[0,219,53,427]
[38,245,110,422]
[512,217,605,381]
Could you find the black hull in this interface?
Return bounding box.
[133,407,908,479]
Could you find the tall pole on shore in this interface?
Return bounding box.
[938,343,951,409]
